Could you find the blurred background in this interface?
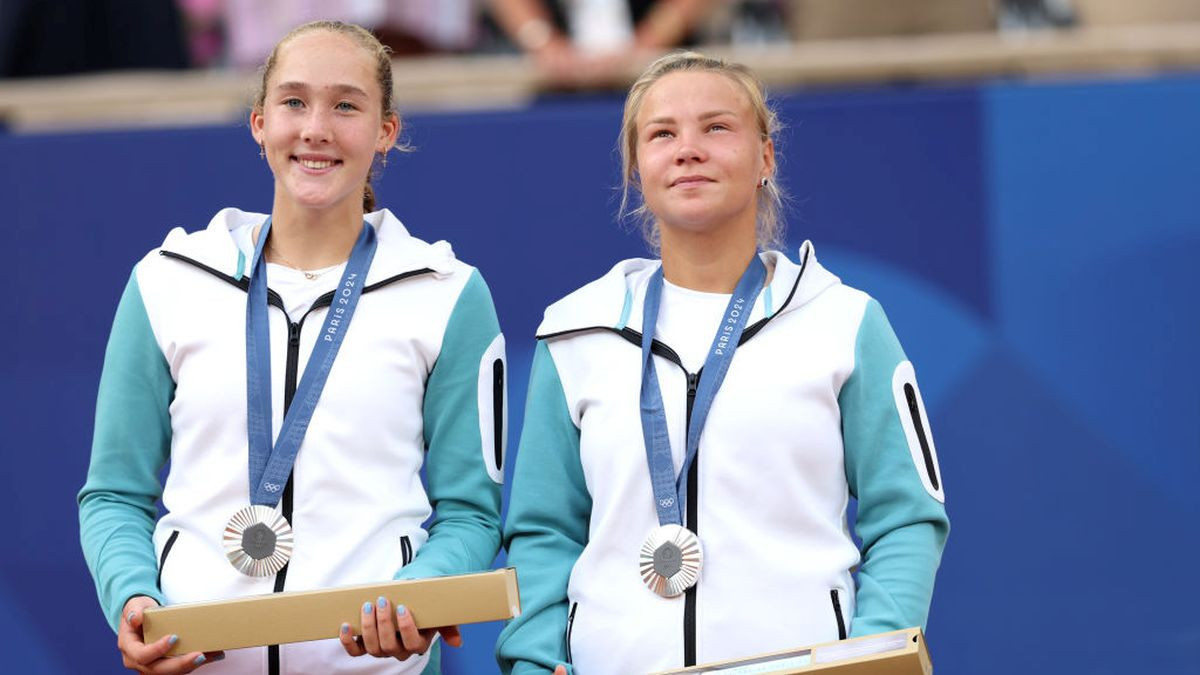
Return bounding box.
[1,1,1197,673]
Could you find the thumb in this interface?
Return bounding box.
[123,596,159,631]
[554,665,568,675]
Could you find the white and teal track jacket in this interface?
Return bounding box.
[79,208,507,675]
[497,243,948,675]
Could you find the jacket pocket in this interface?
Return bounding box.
[400,535,413,567]
[156,530,180,590]
[830,589,847,640]
[564,602,578,664]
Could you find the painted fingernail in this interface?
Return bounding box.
[193,654,206,666]
[168,635,179,646]
[396,604,407,616]
[377,596,387,610]
[363,601,373,614]
[341,623,350,634]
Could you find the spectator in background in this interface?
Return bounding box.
[178,0,481,69]
[0,0,187,78]
[486,0,718,86]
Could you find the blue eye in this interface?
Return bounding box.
[653,130,673,139]
[283,98,303,109]
[708,123,728,132]
[336,101,357,112]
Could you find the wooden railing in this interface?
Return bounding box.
[1,23,1198,133]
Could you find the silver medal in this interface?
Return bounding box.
[639,523,702,597]
[223,505,293,576]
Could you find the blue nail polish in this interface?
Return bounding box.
[377,596,387,609]
[193,654,206,666]
[169,635,179,646]
[341,623,350,634]
[363,601,373,614]
[396,604,407,616]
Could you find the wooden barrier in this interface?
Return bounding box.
[1,23,1198,133]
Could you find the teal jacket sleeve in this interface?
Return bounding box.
[78,271,173,632]
[840,299,949,637]
[495,341,590,675]
[398,269,504,580]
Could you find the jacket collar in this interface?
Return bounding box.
[536,241,840,338]
[158,207,459,285]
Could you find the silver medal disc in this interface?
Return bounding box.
[223,505,293,576]
[639,523,702,598]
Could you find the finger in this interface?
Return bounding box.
[554,665,568,675]
[116,612,143,659]
[394,604,430,655]
[359,600,382,656]
[339,622,366,657]
[372,597,406,657]
[119,600,174,667]
[436,624,463,648]
[145,651,208,674]
[127,631,179,667]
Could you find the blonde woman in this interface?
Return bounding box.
[79,21,505,674]
[498,52,949,674]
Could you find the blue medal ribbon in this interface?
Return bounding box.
[245,218,377,506]
[639,256,767,526]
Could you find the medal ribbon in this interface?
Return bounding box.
[245,218,377,506]
[639,256,767,526]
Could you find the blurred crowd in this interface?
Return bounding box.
[0,0,1193,85]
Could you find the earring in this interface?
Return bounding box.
[379,150,388,168]
[759,177,768,188]
[259,143,266,159]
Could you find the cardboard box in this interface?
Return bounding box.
[143,568,520,656]
[653,627,931,675]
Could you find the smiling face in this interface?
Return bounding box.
[250,29,397,217]
[634,70,774,244]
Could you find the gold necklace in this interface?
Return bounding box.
[267,244,328,281]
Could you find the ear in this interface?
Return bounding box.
[250,109,265,146]
[761,137,776,181]
[378,112,400,153]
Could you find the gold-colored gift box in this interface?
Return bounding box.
[143,568,520,656]
[653,627,932,675]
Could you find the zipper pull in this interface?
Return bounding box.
[287,321,300,346]
[686,372,700,401]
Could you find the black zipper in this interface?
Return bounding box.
[161,251,435,675]
[903,384,940,491]
[830,590,847,640]
[682,370,700,667]
[565,602,578,664]
[400,535,413,566]
[156,530,180,590]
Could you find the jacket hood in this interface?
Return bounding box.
[158,208,460,284]
[536,240,840,338]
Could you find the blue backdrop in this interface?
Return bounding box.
[1,71,1197,673]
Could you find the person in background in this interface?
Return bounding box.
[79,20,506,674]
[178,0,482,68]
[487,0,717,86]
[497,51,949,674]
